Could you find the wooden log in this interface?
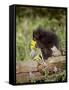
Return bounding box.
[16,71,45,83]
[16,56,66,83]
[16,60,38,73]
[38,56,66,74]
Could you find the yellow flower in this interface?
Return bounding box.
[30,40,36,49]
[33,55,42,61]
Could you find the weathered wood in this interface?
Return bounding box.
[38,56,66,75]
[16,56,66,83]
[16,71,45,83]
[45,56,66,63]
[16,60,38,73]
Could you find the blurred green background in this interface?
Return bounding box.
[16,6,67,61]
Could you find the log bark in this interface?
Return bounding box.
[16,56,66,83]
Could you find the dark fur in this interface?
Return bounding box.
[33,27,59,60]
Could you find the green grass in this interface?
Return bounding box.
[16,7,66,61]
[16,7,67,83]
[16,17,66,61]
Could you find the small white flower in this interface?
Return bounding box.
[53,66,58,73]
